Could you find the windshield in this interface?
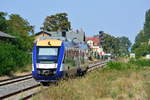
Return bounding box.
[38,47,59,56]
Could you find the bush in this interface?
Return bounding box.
[129,58,150,67]
[105,58,150,71]
[0,42,15,75]
[0,41,31,76]
[105,61,133,70]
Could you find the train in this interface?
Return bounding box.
[32,37,88,84]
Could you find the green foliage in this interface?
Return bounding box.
[101,33,116,54]
[0,41,31,75]
[0,12,33,76]
[118,36,132,56]
[41,13,71,32]
[0,42,16,75]
[13,36,34,52]
[7,14,34,36]
[106,58,150,71]
[0,12,8,32]
[132,42,150,57]
[132,31,150,58]
[132,9,150,57]
[101,33,131,56]
[135,30,146,43]
[144,9,150,41]
[106,61,132,70]
[129,58,150,67]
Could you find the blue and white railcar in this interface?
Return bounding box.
[32,39,65,82]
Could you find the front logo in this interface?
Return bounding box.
[48,41,51,46]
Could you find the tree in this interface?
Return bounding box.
[135,30,146,43]
[7,14,34,36]
[132,30,146,54]
[133,43,149,57]
[100,33,118,55]
[118,36,131,56]
[144,9,150,41]
[0,12,34,75]
[41,13,71,32]
[132,9,150,57]
[0,12,8,33]
[100,33,131,56]
[7,14,34,51]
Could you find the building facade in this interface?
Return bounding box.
[86,37,104,56]
[35,29,85,43]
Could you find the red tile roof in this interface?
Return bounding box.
[86,37,100,46]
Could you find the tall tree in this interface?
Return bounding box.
[144,9,150,41]
[132,9,150,57]
[41,13,71,32]
[135,30,146,43]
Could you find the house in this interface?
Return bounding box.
[34,31,52,41]
[0,31,15,40]
[86,37,100,47]
[35,29,85,43]
[86,37,103,56]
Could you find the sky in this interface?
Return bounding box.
[0,0,150,43]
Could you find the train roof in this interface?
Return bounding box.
[37,39,62,46]
[37,36,88,50]
[64,42,88,50]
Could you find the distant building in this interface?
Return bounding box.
[35,29,85,43]
[86,37,100,47]
[86,37,103,56]
[0,31,15,40]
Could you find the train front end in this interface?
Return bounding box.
[32,39,65,82]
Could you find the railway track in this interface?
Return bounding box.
[0,74,39,100]
[0,74,32,86]
[0,61,107,100]
[87,61,107,72]
[0,84,40,100]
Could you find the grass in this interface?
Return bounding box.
[14,64,32,74]
[32,60,150,100]
[0,64,31,80]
